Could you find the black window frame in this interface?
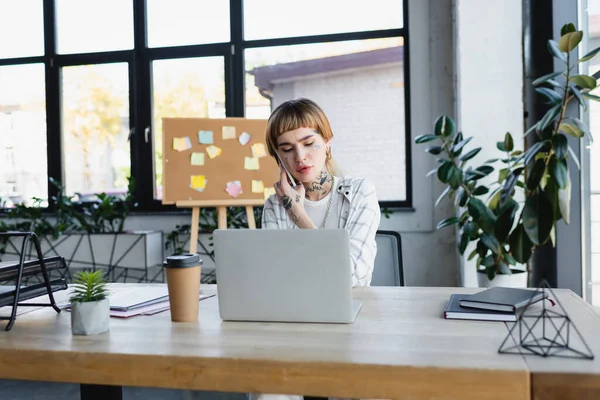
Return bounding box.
[0,0,412,213]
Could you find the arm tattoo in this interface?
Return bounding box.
[281,195,293,210]
[295,195,300,203]
[289,210,300,224]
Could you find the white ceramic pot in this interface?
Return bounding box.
[71,298,110,335]
[477,269,528,288]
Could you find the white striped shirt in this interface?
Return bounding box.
[261,176,381,287]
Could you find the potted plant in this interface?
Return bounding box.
[415,23,599,287]
[70,270,110,335]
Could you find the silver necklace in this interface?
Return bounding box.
[320,188,334,229]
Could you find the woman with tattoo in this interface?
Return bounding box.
[262,97,381,288]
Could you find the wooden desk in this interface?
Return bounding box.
[522,290,600,400]
[0,285,550,400]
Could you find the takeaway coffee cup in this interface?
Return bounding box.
[163,253,202,322]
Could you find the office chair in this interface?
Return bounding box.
[371,230,404,286]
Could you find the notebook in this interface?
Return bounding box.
[444,294,517,322]
[459,287,547,312]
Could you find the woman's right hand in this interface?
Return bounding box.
[274,167,306,225]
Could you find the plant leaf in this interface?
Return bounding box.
[558,31,583,52]
[426,145,443,155]
[500,168,523,208]
[437,161,453,184]
[509,224,533,264]
[535,87,563,105]
[434,115,456,137]
[415,134,439,144]
[452,137,473,155]
[568,117,592,140]
[473,186,489,196]
[459,147,482,163]
[532,71,563,86]
[504,132,514,152]
[561,23,576,36]
[583,92,600,101]
[437,217,460,229]
[568,145,581,169]
[547,39,567,62]
[459,231,469,255]
[495,199,518,242]
[480,232,501,255]
[552,133,568,159]
[549,155,569,189]
[569,85,587,110]
[570,74,597,90]
[538,104,562,132]
[559,122,584,138]
[558,178,571,225]
[527,158,546,191]
[498,261,512,275]
[523,192,554,245]
[579,45,600,62]
[435,186,451,207]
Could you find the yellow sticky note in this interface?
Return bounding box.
[264,187,276,200]
[190,175,206,190]
[173,137,192,152]
[206,145,222,159]
[244,156,259,170]
[222,126,236,139]
[251,143,267,158]
[252,180,264,193]
[191,152,204,166]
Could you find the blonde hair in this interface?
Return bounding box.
[265,98,340,176]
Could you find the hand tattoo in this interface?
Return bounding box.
[281,195,293,210]
[295,195,300,203]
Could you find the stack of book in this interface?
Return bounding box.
[443,287,547,322]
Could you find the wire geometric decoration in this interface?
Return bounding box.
[498,279,594,360]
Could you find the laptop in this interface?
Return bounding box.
[213,228,362,324]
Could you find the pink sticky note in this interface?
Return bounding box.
[225,180,243,198]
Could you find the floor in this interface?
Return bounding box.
[0,380,247,400]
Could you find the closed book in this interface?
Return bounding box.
[444,294,516,322]
[459,287,546,312]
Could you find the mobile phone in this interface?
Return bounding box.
[275,153,298,188]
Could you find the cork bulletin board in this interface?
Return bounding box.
[161,118,279,205]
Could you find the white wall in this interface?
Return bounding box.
[454,0,524,287]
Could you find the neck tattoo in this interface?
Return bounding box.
[305,169,334,200]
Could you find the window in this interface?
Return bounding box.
[0,64,47,206]
[0,0,409,211]
[56,0,134,54]
[61,63,130,196]
[152,57,226,199]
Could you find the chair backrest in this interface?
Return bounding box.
[371,230,404,286]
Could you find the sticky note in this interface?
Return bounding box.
[190,175,206,191]
[239,132,251,146]
[225,180,243,198]
[252,180,264,193]
[222,126,236,140]
[206,145,222,159]
[264,187,276,200]
[251,143,267,158]
[191,152,204,166]
[173,137,192,152]
[244,156,259,170]
[198,130,214,144]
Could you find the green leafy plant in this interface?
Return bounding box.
[69,270,109,303]
[415,23,598,280]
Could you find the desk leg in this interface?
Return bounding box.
[80,384,123,400]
